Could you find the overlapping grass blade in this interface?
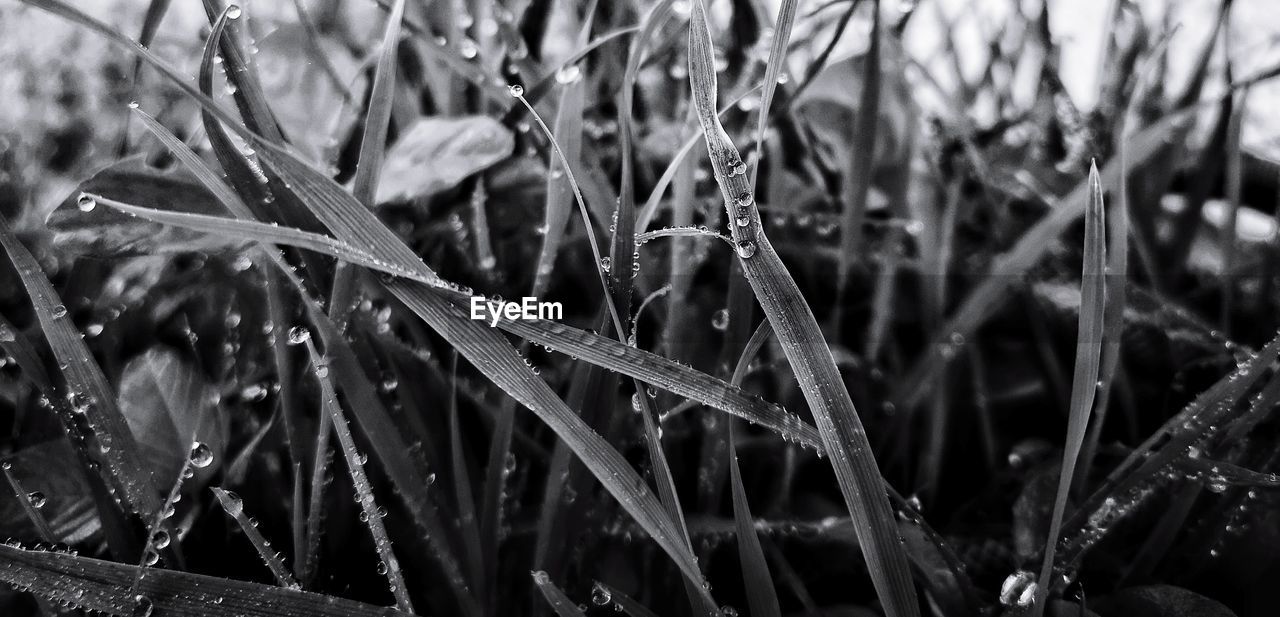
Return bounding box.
[1031,163,1107,615]
[0,220,161,530]
[212,487,300,589]
[1056,332,1280,581]
[686,3,919,616]
[0,542,414,617]
[530,571,588,617]
[82,192,822,451]
[197,0,285,144]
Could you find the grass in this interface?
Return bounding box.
[1,0,1280,616]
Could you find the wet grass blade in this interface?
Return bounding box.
[530,571,588,617]
[197,0,285,144]
[82,191,820,452]
[686,3,919,616]
[594,582,661,617]
[212,487,300,589]
[0,542,414,617]
[387,282,716,607]
[2,464,58,543]
[0,220,161,528]
[728,433,782,617]
[1031,163,1107,616]
[308,343,415,614]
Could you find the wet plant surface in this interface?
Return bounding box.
[0,0,1279,616]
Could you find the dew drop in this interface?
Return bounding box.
[26,491,45,509]
[225,4,242,19]
[711,308,729,331]
[287,326,311,345]
[151,529,170,549]
[600,256,612,272]
[76,194,97,212]
[734,240,757,259]
[51,304,67,319]
[591,582,612,606]
[508,84,524,98]
[131,595,154,617]
[376,561,389,575]
[189,442,214,468]
[555,65,582,85]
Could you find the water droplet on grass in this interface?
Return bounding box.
[76,194,97,212]
[735,240,757,259]
[591,582,611,605]
[225,5,242,19]
[555,65,582,84]
[287,326,311,345]
[189,442,214,468]
[711,308,729,330]
[26,491,45,508]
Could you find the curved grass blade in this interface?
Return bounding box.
[212,487,300,589]
[86,194,432,285]
[197,0,285,144]
[686,3,919,616]
[69,196,819,451]
[307,343,415,614]
[0,542,414,617]
[0,220,161,528]
[530,571,588,617]
[1031,163,1106,615]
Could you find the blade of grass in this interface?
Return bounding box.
[307,342,415,614]
[332,0,405,326]
[0,542,414,617]
[594,581,662,617]
[1031,163,1107,616]
[212,487,301,589]
[197,0,285,144]
[447,356,484,594]
[530,571,588,617]
[686,2,919,616]
[1056,332,1280,582]
[2,463,58,543]
[833,0,880,330]
[728,432,782,617]
[26,5,717,597]
[87,192,820,450]
[0,220,161,531]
